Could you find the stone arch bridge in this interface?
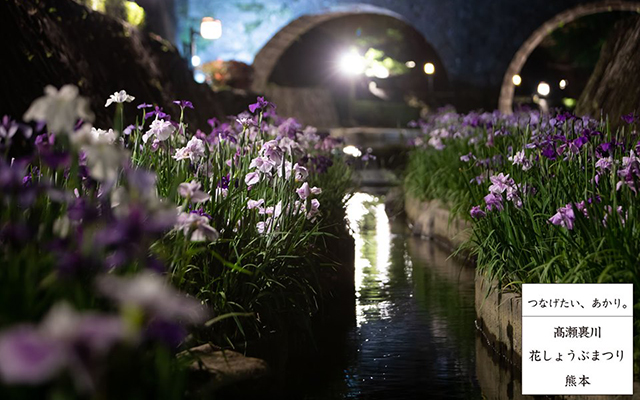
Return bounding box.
[170,0,640,112]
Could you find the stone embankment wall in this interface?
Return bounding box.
[403,195,471,250]
[403,192,640,399]
[402,193,523,361]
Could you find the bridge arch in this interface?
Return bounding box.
[251,4,445,94]
[498,0,640,114]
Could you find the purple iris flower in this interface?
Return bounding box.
[190,207,213,220]
[470,205,486,219]
[248,96,275,114]
[581,128,601,138]
[137,103,153,109]
[34,132,55,152]
[596,143,611,158]
[218,174,230,189]
[553,111,575,125]
[207,117,219,128]
[548,204,575,230]
[484,193,503,212]
[0,115,32,141]
[621,113,636,124]
[596,141,622,158]
[572,135,588,149]
[173,100,194,109]
[485,132,495,147]
[310,155,333,174]
[0,303,125,390]
[218,129,237,143]
[574,201,588,218]
[488,173,513,194]
[462,113,481,128]
[263,106,278,119]
[460,152,475,162]
[145,106,170,120]
[277,118,301,139]
[587,195,602,204]
[541,144,557,160]
[362,152,376,162]
[469,175,486,185]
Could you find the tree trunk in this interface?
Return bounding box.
[576,16,640,126]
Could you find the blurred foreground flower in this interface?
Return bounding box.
[97,273,208,324]
[0,303,125,391]
[23,85,94,134]
[0,115,32,142]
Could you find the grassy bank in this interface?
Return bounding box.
[404,108,639,375]
[0,86,352,397]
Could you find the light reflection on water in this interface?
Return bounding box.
[346,193,393,327]
[331,193,483,399]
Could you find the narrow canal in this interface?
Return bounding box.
[291,192,490,399]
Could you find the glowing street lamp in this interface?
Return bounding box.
[405,60,416,68]
[200,17,222,40]
[559,79,567,90]
[423,62,435,75]
[512,74,522,86]
[339,51,365,76]
[537,82,550,96]
[194,71,206,84]
[424,62,435,93]
[338,49,366,126]
[187,17,221,73]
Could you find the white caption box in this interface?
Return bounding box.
[522,284,633,395]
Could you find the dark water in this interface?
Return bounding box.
[296,193,485,399]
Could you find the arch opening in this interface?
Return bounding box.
[498,1,640,114]
[252,9,447,128]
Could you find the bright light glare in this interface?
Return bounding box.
[200,17,222,40]
[512,74,522,86]
[191,55,201,67]
[194,71,206,83]
[537,82,550,96]
[424,62,435,75]
[339,52,365,75]
[371,64,389,79]
[343,145,362,157]
[559,79,567,90]
[405,60,416,68]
